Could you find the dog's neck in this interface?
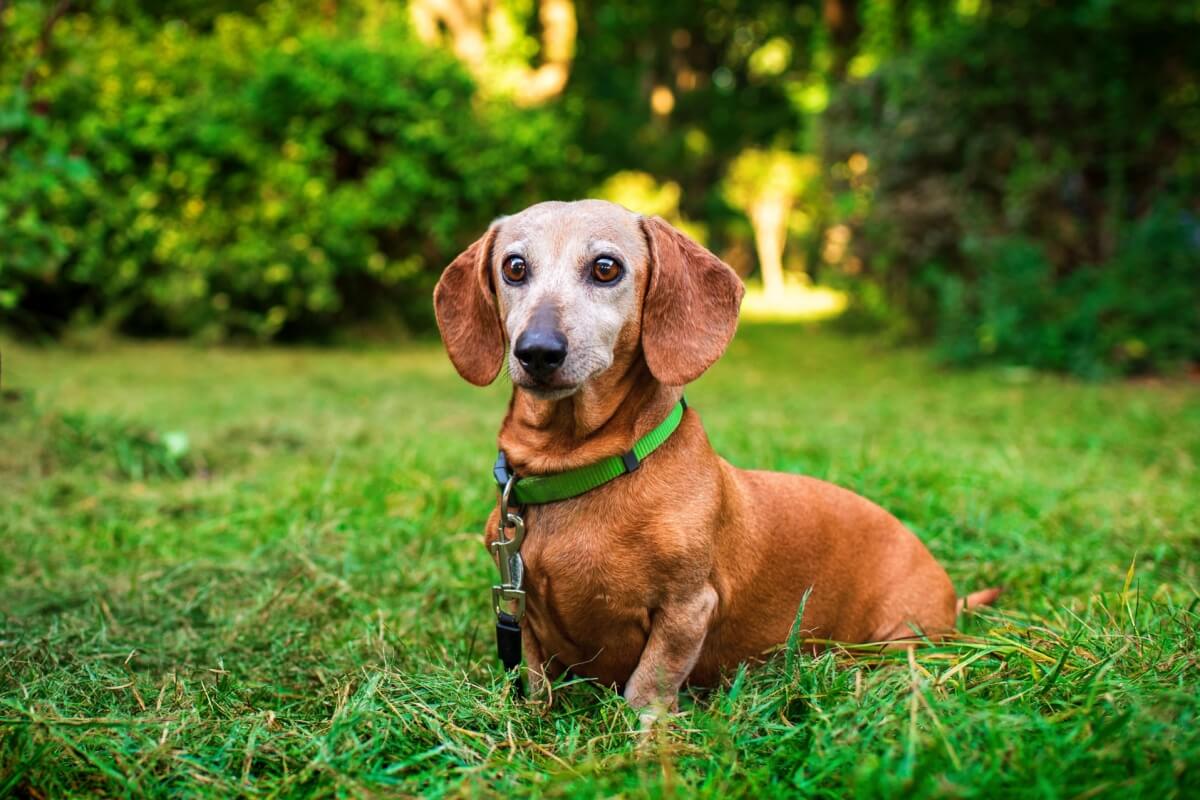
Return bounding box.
[497,355,682,476]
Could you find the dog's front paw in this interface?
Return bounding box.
[625,688,678,734]
[634,701,688,748]
[637,706,666,734]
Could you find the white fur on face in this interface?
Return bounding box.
[491,200,648,398]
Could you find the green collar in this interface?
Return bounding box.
[493,398,687,506]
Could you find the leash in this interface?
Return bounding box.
[488,397,688,695]
[491,473,527,696]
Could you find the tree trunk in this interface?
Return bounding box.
[823,0,862,82]
[750,196,790,300]
[411,0,575,106]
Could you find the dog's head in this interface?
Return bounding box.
[434,199,744,397]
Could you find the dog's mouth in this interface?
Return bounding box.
[513,375,581,400]
[508,348,614,400]
[509,361,581,398]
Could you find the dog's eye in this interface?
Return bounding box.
[592,256,622,284]
[501,256,527,285]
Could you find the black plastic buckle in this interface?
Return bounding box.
[493,450,514,488]
[620,450,640,473]
[496,611,525,698]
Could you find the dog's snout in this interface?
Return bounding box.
[515,327,568,379]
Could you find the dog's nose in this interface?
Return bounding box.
[514,328,568,379]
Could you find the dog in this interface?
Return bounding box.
[434,199,998,716]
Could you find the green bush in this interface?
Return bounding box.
[933,205,1200,377]
[0,4,582,340]
[824,1,1200,376]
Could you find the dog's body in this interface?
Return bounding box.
[435,200,996,710]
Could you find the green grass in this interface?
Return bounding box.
[2,325,1198,798]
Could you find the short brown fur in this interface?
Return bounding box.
[435,201,997,712]
[433,227,504,387]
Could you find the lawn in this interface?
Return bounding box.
[1,326,1198,797]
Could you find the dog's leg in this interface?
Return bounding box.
[623,584,717,725]
[523,624,564,704]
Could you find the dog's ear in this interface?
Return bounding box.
[640,216,744,386]
[434,226,504,386]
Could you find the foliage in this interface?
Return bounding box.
[1,0,1198,377]
[566,1,823,222]
[0,2,581,339]
[593,170,707,241]
[823,1,1200,375]
[933,208,1200,377]
[2,331,1198,795]
[724,148,820,214]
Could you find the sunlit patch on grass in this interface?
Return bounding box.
[739,278,847,322]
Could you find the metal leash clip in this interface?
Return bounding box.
[491,475,526,622]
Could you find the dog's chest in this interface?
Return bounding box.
[519,506,653,617]
[513,504,657,676]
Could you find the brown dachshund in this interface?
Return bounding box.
[434,200,998,717]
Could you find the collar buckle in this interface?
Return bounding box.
[493,450,515,489]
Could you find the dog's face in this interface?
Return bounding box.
[434,200,744,394]
[491,201,646,398]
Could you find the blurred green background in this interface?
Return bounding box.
[2,0,1197,377]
